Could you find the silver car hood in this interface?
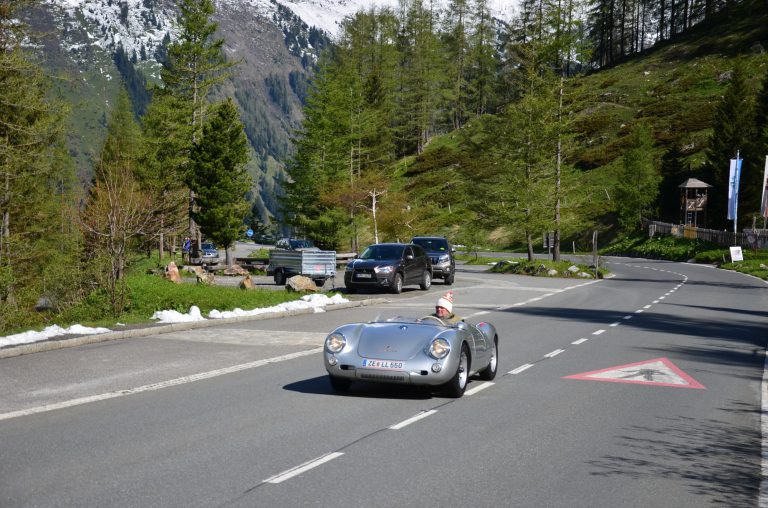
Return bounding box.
[356,322,441,360]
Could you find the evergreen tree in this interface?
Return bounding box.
[702,61,754,230]
[743,64,768,224]
[658,143,692,224]
[151,0,235,253]
[188,99,250,267]
[0,0,76,329]
[615,123,660,231]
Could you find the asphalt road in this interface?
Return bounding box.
[1,258,766,507]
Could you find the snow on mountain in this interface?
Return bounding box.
[278,0,517,36]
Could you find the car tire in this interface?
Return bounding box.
[445,272,455,285]
[443,344,470,398]
[420,270,432,290]
[313,278,326,288]
[477,336,498,381]
[274,268,285,286]
[391,273,403,294]
[346,284,357,294]
[329,375,352,392]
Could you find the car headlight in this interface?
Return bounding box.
[374,265,394,274]
[325,332,346,353]
[438,254,450,263]
[428,338,451,359]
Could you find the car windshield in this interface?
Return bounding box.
[359,244,404,260]
[370,314,463,328]
[412,238,448,252]
[202,243,216,250]
[289,239,314,249]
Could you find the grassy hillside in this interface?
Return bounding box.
[396,0,768,249]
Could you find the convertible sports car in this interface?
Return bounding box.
[323,315,498,397]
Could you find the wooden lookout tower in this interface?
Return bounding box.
[679,178,712,227]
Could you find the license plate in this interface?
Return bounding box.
[356,273,372,279]
[362,358,404,369]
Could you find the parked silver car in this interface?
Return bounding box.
[323,315,499,397]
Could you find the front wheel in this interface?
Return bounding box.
[346,283,357,294]
[443,344,470,398]
[420,270,432,290]
[390,273,403,294]
[444,272,455,285]
[477,336,498,381]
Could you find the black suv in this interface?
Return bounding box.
[344,243,432,294]
[410,236,455,285]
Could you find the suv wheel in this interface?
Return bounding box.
[391,273,403,294]
[420,270,432,290]
[445,272,455,285]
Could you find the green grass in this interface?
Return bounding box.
[12,255,325,334]
[457,254,607,279]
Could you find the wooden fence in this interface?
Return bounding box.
[643,219,768,249]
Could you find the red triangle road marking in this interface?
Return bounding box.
[563,357,706,389]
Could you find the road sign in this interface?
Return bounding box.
[563,357,705,389]
[246,229,254,238]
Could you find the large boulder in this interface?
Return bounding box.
[165,261,182,283]
[224,264,249,276]
[286,275,318,293]
[239,274,255,290]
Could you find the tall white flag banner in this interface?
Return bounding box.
[761,155,768,219]
[727,157,742,221]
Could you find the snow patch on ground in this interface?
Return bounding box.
[1,294,349,349]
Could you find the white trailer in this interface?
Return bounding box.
[267,248,337,287]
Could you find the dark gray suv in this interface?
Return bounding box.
[344,243,432,294]
[410,236,455,285]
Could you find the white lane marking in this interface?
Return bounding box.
[389,409,438,430]
[465,382,495,396]
[264,452,344,484]
[528,297,543,302]
[609,322,620,327]
[761,350,768,507]
[643,305,652,309]
[653,300,659,304]
[572,338,588,345]
[635,309,644,313]
[467,311,491,318]
[659,296,666,300]
[0,348,323,422]
[623,315,633,320]
[592,329,606,335]
[545,349,565,358]
[510,364,534,375]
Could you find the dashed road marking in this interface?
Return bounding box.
[264,452,344,484]
[389,410,438,430]
[510,364,534,375]
[465,382,495,396]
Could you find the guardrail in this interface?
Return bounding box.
[234,252,357,270]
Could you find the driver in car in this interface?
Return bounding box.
[432,291,463,324]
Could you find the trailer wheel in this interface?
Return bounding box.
[274,268,286,286]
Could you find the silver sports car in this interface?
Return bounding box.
[323,315,499,397]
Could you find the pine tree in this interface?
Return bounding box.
[615,123,660,231]
[187,99,250,267]
[150,0,235,254]
[702,61,754,230]
[658,143,692,223]
[0,0,74,326]
[743,64,768,224]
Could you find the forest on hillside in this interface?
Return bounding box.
[282,0,768,255]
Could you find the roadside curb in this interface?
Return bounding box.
[0,297,388,360]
